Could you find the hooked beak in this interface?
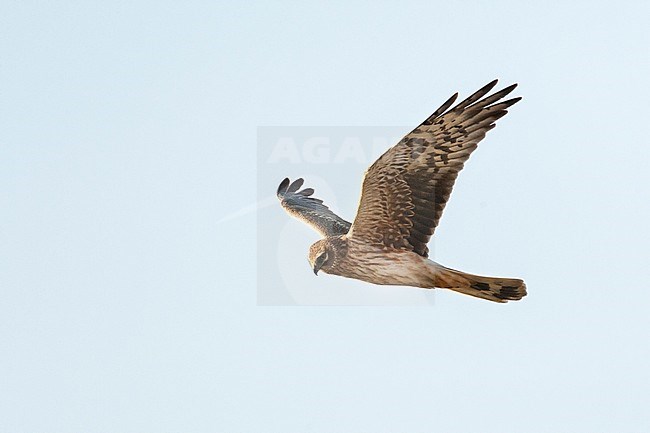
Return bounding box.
[312,257,325,275]
[312,253,327,276]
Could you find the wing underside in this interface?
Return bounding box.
[348,80,521,257]
[277,178,351,238]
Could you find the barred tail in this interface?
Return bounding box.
[431,264,527,303]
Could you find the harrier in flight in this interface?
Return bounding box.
[277,80,526,302]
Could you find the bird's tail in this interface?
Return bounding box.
[431,264,527,303]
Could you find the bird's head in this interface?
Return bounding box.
[308,239,335,275]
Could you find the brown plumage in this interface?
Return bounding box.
[278,80,526,303]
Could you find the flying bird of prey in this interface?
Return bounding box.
[277,80,526,303]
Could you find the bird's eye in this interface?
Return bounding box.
[318,252,328,265]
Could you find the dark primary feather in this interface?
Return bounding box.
[348,80,521,257]
[277,178,351,237]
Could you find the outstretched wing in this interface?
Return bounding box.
[348,80,521,257]
[277,178,351,237]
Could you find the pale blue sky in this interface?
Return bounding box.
[2,1,650,432]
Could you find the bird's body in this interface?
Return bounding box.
[277,80,527,303]
[308,235,525,302]
[312,236,432,288]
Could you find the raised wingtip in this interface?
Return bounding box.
[277,177,310,198]
[299,187,315,196]
[287,178,304,193]
[501,83,518,94]
[277,177,290,197]
[502,96,523,108]
[425,92,459,123]
[483,79,499,93]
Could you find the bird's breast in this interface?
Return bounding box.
[329,241,433,288]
